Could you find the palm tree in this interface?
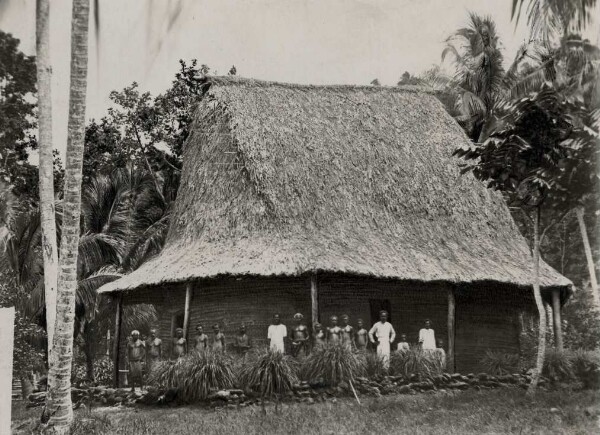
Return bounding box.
[35,0,59,356]
[46,0,90,431]
[437,13,544,142]
[511,0,598,39]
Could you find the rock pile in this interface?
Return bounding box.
[27,372,546,409]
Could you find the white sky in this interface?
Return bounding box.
[1,0,598,158]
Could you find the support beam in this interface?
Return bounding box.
[112,293,123,388]
[311,273,319,326]
[183,283,192,340]
[447,288,456,373]
[551,289,564,351]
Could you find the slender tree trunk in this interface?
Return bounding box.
[36,0,58,357]
[83,322,96,382]
[528,207,546,396]
[575,207,600,310]
[46,1,90,432]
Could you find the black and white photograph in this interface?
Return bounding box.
[0,1,599,433]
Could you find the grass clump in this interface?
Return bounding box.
[479,350,520,375]
[363,352,387,379]
[301,343,366,386]
[570,349,600,389]
[238,350,299,399]
[389,349,445,379]
[543,349,574,382]
[147,350,235,402]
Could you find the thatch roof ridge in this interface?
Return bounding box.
[98,77,571,294]
[203,75,433,94]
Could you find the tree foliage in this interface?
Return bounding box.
[0,30,39,200]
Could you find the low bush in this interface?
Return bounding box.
[389,349,445,379]
[72,355,114,386]
[543,349,574,382]
[238,350,299,398]
[479,350,519,375]
[570,349,600,389]
[363,352,387,379]
[301,343,366,386]
[147,350,235,402]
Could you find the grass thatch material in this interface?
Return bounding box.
[147,350,235,402]
[99,77,570,294]
[237,349,299,398]
[389,349,445,379]
[301,343,366,386]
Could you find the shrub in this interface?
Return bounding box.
[301,343,365,386]
[543,349,574,382]
[570,349,600,389]
[479,350,520,375]
[389,349,445,380]
[147,350,235,402]
[72,355,114,386]
[363,352,387,379]
[238,350,299,398]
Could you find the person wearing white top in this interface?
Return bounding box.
[267,314,287,353]
[418,319,436,350]
[368,310,396,368]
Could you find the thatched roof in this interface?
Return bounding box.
[99,77,570,294]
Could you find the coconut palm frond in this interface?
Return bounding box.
[78,232,125,278]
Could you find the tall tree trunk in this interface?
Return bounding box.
[46,1,90,432]
[528,207,546,396]
[36,0,58,356]
[575,207,600,310]
[82,321,96,382]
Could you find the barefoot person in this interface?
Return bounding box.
[267,314,287,353]
[341,314,355,350]
[194,325,208,353]
[313,323,327,350]
[355,319,369,352]
[146,329,162,373]
[368,310,396,368]
[212,324,226,353]
[234,324,252,358]
[291,313,309,357]
[171,328,187,359]
[127,330,146,392]
[327,316,342,345]
[418,319,436,351]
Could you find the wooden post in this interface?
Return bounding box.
[0,307,15,434]
[447,288,456,373]
[112,293,123,388]
[183,283,192,339]
[311,273,319,326]
[551,289,564,351]
[575,207,600,309]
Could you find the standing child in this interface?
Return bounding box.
[313,323,327,350]
[327,316,342,345]
[397,333,410,352]
[341,314,355,350]
[171,328,186,359]
[234,324,252,358]
[355,319,369,352]
[212,324,226,353]
[418,319,436,350]
[146,329,162,373]
[194,325,208,353]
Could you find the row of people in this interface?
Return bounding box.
[126,311,441,390]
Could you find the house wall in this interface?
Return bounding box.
[121,276,535,373]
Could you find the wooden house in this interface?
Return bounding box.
[98,77,571,377]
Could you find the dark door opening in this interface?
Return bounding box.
[369,299,392,325]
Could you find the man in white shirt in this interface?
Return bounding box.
[267,314,287,353]
[368,310,396,368]
[418,319,436,350]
